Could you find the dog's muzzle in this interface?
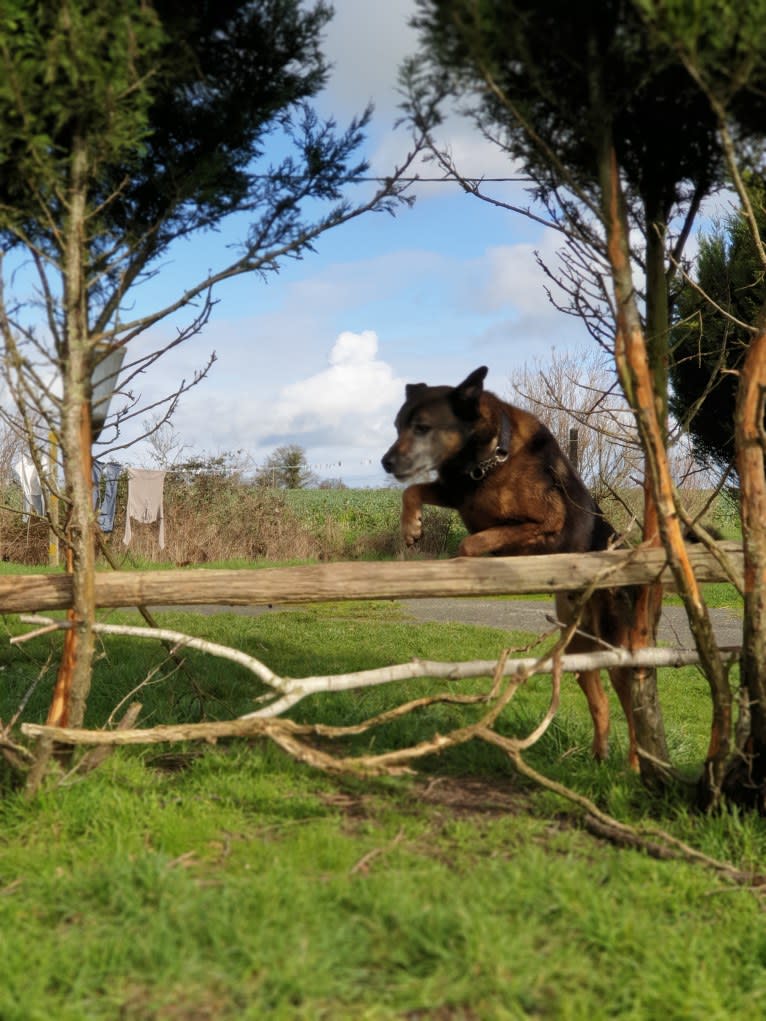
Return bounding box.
[381,451,396,475]
[381,449,428,482]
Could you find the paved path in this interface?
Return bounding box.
[150,596,742,649]
[401,597,743,648]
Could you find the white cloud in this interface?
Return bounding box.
[124,329,404,479]
[474,243,552,315]
[319,0,418,120]
[464,229,569,317]
[267,330,403,444]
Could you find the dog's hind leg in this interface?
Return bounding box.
[576,669,610,762]
[608,666,639,772]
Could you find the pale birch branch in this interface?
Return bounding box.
[18,615,740,720]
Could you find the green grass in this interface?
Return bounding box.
[284,487,466,557]
[665,582,743,611]
[0,561,64,574]
[0,595,763,1018]
[284,486,404,533]
[2,745,766,1020]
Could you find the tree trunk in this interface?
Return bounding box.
[600,141,731,800]
[725,328,766,809]
[627,194,671,786]
[629,483,669,785]
[46,139,96,730]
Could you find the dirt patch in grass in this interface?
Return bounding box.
[321,775,534,823]
[119,983,235,1021]
[405,1008,482,1020]
[415,775,534,816]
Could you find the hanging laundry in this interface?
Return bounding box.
[92,460,122,533]
[123,468,166,549]
[13,454,45,517]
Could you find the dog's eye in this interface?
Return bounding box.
[413,423,431,436]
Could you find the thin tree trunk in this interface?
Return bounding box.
[46,139,96,729]
[629,483,669,784]
[600,142,731,801]
[629,199,670,785]
[727,328,766,808]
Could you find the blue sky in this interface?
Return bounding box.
[112,0,593,485]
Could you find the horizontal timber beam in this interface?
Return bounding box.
[0,544,743,614]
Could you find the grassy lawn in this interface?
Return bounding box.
[2,744,765,1020]
[0,590,763,1019]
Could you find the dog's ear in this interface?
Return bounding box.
[451,366,488,417]
[405,382,428,400]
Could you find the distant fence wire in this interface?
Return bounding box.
[249,174,529,185]
[152,458,389,488]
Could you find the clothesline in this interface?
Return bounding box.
[12,454,390,552]
[14,458,167,550]
[156,458,382,476]
[13,455,384,487]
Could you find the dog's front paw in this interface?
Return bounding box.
[457,534,484,557]
[402,511,423,547]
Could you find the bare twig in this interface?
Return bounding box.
[67,701,144,778]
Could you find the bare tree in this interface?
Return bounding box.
[141,416,190,471]
[0,1,423,730]
[510,347,711,523]
[509,347,641,500]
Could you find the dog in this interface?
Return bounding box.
[381,365,638,769]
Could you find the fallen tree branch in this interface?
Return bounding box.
[18,714,425,777]
[491,735,766,890]
[21,715,308,746]
[67,701,144,777]
[20,689,765,890]
[20,616,282,688]
[18,650,526,777]
[14,617,759,889]
[17,616,742,719]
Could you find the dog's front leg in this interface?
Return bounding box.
[401,482,451,547]
[458,523,552,557]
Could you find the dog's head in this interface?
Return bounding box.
[381,366,488,481]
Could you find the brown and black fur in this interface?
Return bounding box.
[382,365,638,769]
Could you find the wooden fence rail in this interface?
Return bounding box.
[0,544,744,614]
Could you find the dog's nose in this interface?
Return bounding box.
[381,453,393,474]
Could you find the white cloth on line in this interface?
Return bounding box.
[123,468,166,549]
[13,454,45,517]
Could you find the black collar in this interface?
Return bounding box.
[466,411,511,481]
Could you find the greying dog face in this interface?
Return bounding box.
[381,367,488,481]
